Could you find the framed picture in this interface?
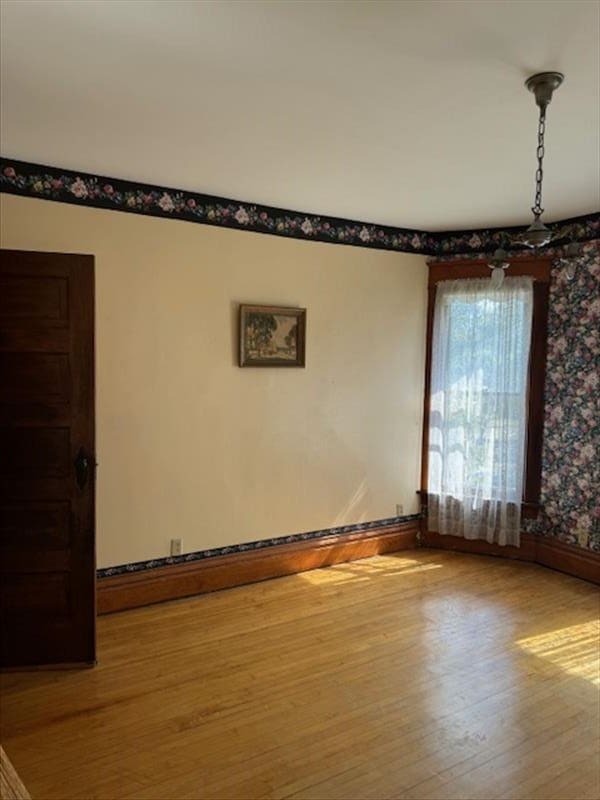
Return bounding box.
[239,305,306,367]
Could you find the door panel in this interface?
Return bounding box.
[0,353,71,402]
[1,427,71,476]
[0,249,95,667]
[0,502,71,548]
[1,573,71,615]
[0,274,68,323]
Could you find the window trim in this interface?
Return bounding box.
[420,256,552,520]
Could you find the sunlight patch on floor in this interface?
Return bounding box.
[515,621,600,684]
[298,557,442,585]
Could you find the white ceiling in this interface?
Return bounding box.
[1,0,598,231]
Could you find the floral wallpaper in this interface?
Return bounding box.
[523,239,600,552]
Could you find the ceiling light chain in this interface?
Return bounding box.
[520,71,564,249]
[489,70,583,288]
[532,104,547,220]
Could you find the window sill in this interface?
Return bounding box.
[416,491,542,520]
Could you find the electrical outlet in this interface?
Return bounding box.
[170,538,182,556]
[396,504,404,517]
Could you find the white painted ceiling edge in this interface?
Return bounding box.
[1,0,598,231]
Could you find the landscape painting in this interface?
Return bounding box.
[239,305,306,367]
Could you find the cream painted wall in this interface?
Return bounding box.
[1,194,427,568]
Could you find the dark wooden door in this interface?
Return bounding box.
[0,249,96,667]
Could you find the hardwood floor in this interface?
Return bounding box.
[1,550,599,800]
[0,745,31,799]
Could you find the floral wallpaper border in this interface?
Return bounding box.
[1,158,436,255]
[97,514,420,577]
[432,218,599,256]
[1,157,598,256]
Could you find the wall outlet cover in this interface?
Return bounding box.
[170,538,182,556]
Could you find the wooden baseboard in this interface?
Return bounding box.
[535,536,600,585]
[420,530,537,562]
[98,519,597,614]
[420,527,599,585]
[97,521,419,614]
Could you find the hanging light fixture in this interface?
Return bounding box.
[490,72,581,286]
[520,71,564,248]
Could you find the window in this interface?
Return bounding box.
[421,257,551,546]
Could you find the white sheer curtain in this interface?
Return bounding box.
[427,276,533,546]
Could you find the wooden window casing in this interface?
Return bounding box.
[420,256,551,520]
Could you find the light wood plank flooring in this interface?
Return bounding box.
[1,550,599,800]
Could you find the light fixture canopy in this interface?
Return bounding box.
[525,71,564,108]
[520,71,564,249]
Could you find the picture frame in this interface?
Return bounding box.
[239,305,306,367]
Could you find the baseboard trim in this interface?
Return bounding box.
[420,531,537,562]
[420,528,599,585]
[98,521,597,614]
[535,536,600,585]
[97,520,419,614]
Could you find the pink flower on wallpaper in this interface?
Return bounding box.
[547,473,561,490]
[234,206,249,225]
[588,296,600,315]
[158,193,174,213]
[576,513,592,531]
[553,336,568,354]
[69,177,88,198]
[548,405,564,424]
[577,443,595,463]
